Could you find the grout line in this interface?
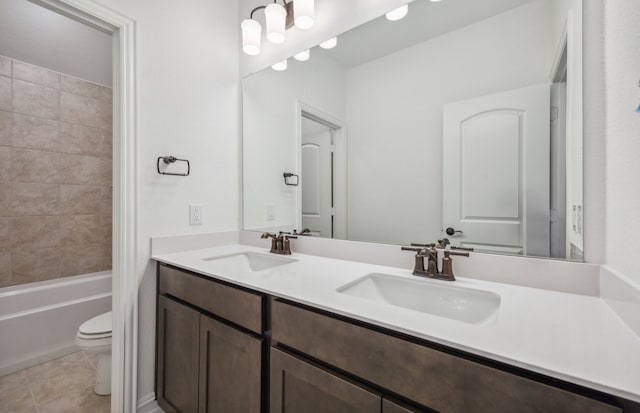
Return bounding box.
[81,350,97,370]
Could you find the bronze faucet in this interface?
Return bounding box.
[401,242,470,281]
[261,231,297,255]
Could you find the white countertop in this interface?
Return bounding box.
[153,244,640,403]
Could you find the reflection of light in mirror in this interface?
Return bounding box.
[241,19,262,55]
[319,37,337,49]
[294,49,311,61]
[265,3,286,44]
[294,0,315,29]
[386,4,408,21]
[271,59,288,71]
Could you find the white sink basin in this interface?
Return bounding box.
[337,273,500,324]
[202,252,297,272]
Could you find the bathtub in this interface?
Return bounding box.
[0,271,112,376]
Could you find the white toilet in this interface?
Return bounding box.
[76,311,112,396]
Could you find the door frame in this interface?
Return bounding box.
[295,101,347,239]
[28,1,138,412]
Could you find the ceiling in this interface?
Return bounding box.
[0,0,112,85]
[322,0,537,68]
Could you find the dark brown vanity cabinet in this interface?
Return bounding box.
[156,264,263,413]
[270,348,382,413]
[271,300,623,413]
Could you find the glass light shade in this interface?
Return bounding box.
[294,49,310,61]
[319,37,337,49]
[241,19,262,55]
[386,4,409,21]
[265,3,286,44]
[294,0,314,29]
[272,59,288,71]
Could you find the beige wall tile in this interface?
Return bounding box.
[61,243,110,276]
[60,185,101,215]
[0,56,11,77]
[98,214,112,245]
[10,216,60,249]
[61,75,102,99]
[60,215,100,246]
[0,217,9,249]
[0,76,10,111]
[101,186,112,216]
[10,148,61,183]
[0,185,10,216]
[12,61,60,89]
[98,157,112,185]
[59,122,101,156]
[0,251,10,287]
[11,114,59,151]
[0,110,10,146]
[9,182,59,216]
[59,153,101,185]
[100,128,112,158]
[12,80,59,120]
[60,92,111,129]
[0,146,10,182]
[11,247,60,285]
[100,86,112,102]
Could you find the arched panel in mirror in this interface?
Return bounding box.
[242,0,584,261]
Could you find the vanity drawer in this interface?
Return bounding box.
[271,300,620,413]
[158,264,262,334]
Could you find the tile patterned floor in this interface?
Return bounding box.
[0,351,110,413]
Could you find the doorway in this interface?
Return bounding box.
[295,103,347,239]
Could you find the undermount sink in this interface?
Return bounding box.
[337,273,501,324]
[202,252,297,272]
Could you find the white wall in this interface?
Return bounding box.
[344,0,555,245]
[0,0,112,85]
[240,0,410,77]
[85,0,241,401]
[243,50,345,231]
[603,0,640,283]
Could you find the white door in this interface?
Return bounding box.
[442,84,550,256]
[301,118,333,237]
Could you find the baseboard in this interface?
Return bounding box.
[137,392,163,413]
[600,265,640,338]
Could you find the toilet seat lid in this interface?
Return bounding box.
[79,311,112,335]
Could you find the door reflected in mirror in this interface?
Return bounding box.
[242,0,584,261]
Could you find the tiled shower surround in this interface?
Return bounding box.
[0,55,112,287]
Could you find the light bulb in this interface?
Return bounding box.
[265,3,286,44]
[294,0,314,29]
[241,19,262,55]
[386,4,408,21]
[319,37,337,49]
[294,50,310,61]
[272,59,288,71]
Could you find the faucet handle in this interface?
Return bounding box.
[446,250,470,258]
[452,245,474,252]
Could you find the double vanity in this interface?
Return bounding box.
[152,238,640,413]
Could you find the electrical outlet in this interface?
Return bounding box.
[267,204,276,221]
[190,204,203,225]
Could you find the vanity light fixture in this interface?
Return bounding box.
[242,0,315,56]
[386,4,409,21]
[272,59,288,71]
[319,37,337,49]
[294,49,310,61]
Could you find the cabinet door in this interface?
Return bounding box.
[270,348,381,413]
[199,315,262,413]
[157,296,200,413]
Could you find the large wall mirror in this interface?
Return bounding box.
[243,0,584,261]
